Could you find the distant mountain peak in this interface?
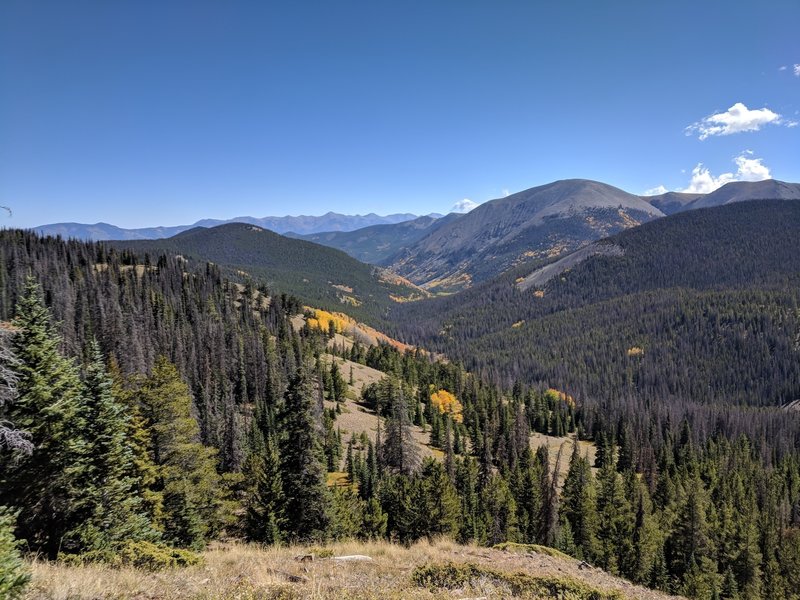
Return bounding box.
[34,212,428,241]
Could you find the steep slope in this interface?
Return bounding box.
[641,191,703,215]
[34,212,431,241]
[396,200,800,408]
[388,179,664,291]
[688,179,800,210]
[109,223,427,323]
[290,213,462,265]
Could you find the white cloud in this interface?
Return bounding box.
[680,151,772,194]
[686,102,786,140]
[794,64,800,77]
[779,65,787,71]
[643,185,668,196]
[451,198,480,213]
[502,189,511,197]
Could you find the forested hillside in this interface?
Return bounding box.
[107,222,427,324]
[2,228,800,599]
[397,200,800,409]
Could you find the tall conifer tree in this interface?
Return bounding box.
[278,367,330,541]
[0,278,85,558]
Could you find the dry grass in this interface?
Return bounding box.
[322,355,439,463]
[23,539,683,600]
[529,432,598,484]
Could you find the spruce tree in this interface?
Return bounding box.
[481,474,519,545]
[560,443,598,561]
[594,452,632,574]
[68,340,158,553]
[0,279,85,558]
[278,367,330,541]
[108,360,163,528]
[380,377,420,475]
[416,458,460,540]
[137,357,223,549]
[667,474,712,580]
[243,436,284,544]
[361,496,388,539]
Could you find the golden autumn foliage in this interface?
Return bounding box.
[306,309,352,334]
[429,389,464,423]
[544,388,575,409]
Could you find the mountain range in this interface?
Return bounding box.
[34,211,439,241]
[35,178,800,297]
[303,178,800,292]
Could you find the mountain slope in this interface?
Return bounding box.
[109,223,427,323]
[35,212,432,241]
[289,213,462,265]
[689,178,800,210]
[396,200,800,407]
[388,179,664,291]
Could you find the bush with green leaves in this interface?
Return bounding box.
[0,508,29,599]
[59,540,203,571]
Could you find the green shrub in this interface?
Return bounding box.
[59,540,203,571]
[0,508,30,599]
[115,540,203,570]
[412,561,622,600]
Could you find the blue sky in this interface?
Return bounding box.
[2,1,799,228]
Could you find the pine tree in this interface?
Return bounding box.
[329,487,363,540]
[481,474,519,545]
[416,458,461,540]
[278,367,331,541]
[68,340,158,553]
[560,443,598,561]
[594,452,632,574]
[108,360,163,525]
[243,436,284,544]
[361,496,388,539]
[137,357,224,549]
[0,279,85,558]
[380,378,420,475]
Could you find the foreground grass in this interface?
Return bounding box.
[23,539,682,600]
